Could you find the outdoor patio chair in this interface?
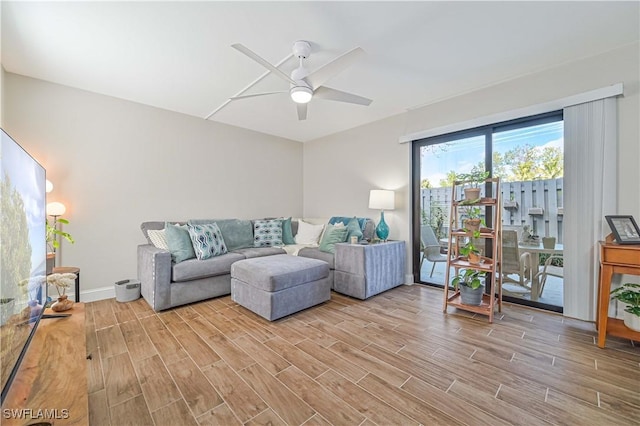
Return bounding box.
[534,254,563,297]
[420,225,448,278]
[501,230,533,296]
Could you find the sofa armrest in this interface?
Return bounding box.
[137,244,173,311]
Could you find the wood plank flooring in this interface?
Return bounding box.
[86,285,640,425]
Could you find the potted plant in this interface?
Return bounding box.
[461,206,483,233]
[457,169,490,201]
[610,283,640,332]
[46,272,76,312]
[46,217,74,273]
[452,268,486,305]
[459,230,482,264]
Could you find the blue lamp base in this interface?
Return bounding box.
[375,211,389,241]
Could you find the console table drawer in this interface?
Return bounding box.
[601,246,640,266]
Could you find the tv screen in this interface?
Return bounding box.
[0,129,47,404]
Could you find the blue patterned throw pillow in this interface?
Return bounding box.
[254,219,283,247]
[187,223,228,260]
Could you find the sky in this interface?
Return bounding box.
[1,130,47,277]
[421,121,564,187]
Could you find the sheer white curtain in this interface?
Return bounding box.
[563,98,617,321]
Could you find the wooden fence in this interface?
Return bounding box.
[421,178,564,243]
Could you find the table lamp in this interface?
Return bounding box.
[369,189,395,241]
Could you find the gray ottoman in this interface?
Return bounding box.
[231,254,331,321]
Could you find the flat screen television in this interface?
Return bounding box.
[0,128,47,404]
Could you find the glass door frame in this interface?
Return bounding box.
[411,111,564,313]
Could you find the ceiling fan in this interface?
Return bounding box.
[228,41,372,121]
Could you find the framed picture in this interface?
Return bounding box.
[605,215,640,244]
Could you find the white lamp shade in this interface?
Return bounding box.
[46,202,66,216]
[369,190,395,210]
[45,180,53,193]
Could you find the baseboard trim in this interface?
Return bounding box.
[79,285,115,303]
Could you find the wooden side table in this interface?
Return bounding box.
[52,266,81,302]
[597,238,640,348]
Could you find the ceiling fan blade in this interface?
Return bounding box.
[297,103,308,121]
[230,91,287,101]
[231,43,297,85]
[314,86,372,106]
[306,47,365,89]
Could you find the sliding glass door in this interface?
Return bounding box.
[412,112,564,312]
[414,131,486,287]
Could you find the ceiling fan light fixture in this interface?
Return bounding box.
[290,86,312,104]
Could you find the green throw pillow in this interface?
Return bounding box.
[165,223,196,263]
[346,217,364,241]
[281,217,295,245]
[319,224,349,254]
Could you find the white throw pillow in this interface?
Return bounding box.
[148,229,169,250]
[295,220,325,245]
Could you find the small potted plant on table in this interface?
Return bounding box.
[610,283,640,332]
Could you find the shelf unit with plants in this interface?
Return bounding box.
[443,176,502,323]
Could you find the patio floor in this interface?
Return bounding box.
[419,258,563,308]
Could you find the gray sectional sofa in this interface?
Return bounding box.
[137,218,375,311]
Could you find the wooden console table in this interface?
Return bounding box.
[597,239,640,348]
[1,304,88,425]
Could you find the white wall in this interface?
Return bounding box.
[302,114,412,282]
[4,73,303,299]
[303,43,640,283]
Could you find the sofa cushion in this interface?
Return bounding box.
[329,216,368,231]
[346,217,364,242]
[148,229,169,250]
[231,254,329,292]
[281,217,295,245]
[172,252,245,282]
[254,219,283,247]
[298,247,336,269]
[189,219,254,251]
[232,247,286,259]
[165,223,196,263]
[319,224,349,254]
[188,223,228,260]
[295,220,325,245]
[281,244,316,256]
[141,221,186,244]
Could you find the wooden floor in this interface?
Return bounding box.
[86,285,640,426]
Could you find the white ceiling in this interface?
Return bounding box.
[2,1,638,142]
